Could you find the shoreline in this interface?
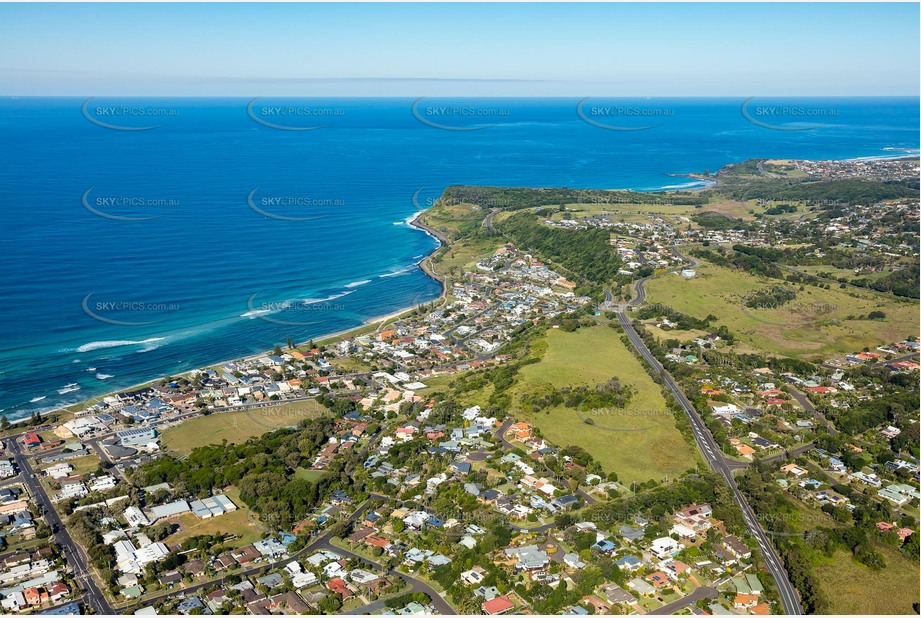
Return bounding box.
[6,209,449,428]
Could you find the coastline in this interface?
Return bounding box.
[7,209,449,428]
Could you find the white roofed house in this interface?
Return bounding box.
[58,479,88,501]
[669,523,697,540]
[124,506,150,527]
[649,536,681,559]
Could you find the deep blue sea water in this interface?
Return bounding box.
[0,97,918,420]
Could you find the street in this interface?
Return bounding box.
[3,436,114,615]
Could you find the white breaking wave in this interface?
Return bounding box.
[57,383,81,395]
[344,279,372,289]
[75,337,166,353]
[241,308,276,318]
[30,396,47,403]
[96,373,114,380]
[379,264,417,278]
[301,290,355,304]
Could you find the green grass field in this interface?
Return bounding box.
[814,544,920,614]
[418,201,484,240]
[162,400,329,454]
[794,264,891,282]
[644,260,918,360]
[509,325,697,484]
[644,324,710,344]
[293,468,328,482]
[60,454,101,476]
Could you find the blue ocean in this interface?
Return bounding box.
[0,97,918,420]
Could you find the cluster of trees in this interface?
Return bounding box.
[498,212,623,288]
[823,388,919,454]
[691,211,748,231]
[853,264,920,299]
[439,185,706,211]
[447,319,551,414]
[744,285,798,309]
[384,592,432,609]
[739,462,919,613]
[691,247,785,279]
[634,303,714,330]
[586,471,744,535]
[519,377,636,414]
[134,417,342,529]
[717,244,919,299]
[763,203,798,215]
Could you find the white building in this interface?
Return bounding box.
[650,537,681,559]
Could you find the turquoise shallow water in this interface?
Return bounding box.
[0,96,917,419]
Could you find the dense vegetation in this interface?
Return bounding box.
[519,377,636,414]
[691,247,785,279]
[739,462,919,614]
[764,203,798,215]
[704,244,921,300]
[634,303,714,330]
[691,211,747,230]
[440,185,707,210]
[745,285,798,309]
[134,417,346,529]
[496,212,623,289]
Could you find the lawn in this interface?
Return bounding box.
[794,264,891,283]
[509,325,698,484]
[431,234,503,277]
[644,325,710,344]
[813,544,920,614]
[644,260,919,361]
[55,453,101,476]
[329,355,374,374]
[161,400,329,454]
[293,468,328,483]
[418,201,485,241]
[166,487,263,547]
[698,199,755,221]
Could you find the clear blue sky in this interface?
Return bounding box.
[1,3,918,96]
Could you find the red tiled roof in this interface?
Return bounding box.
[482,595,515,615]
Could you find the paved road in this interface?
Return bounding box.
[614,259,803,615]
[787,387,837,435]
[312,538,455,615]
[4,437,114,615]
[648,585,719,615]
[483,208,498,233]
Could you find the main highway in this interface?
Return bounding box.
[610,252,803,615]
